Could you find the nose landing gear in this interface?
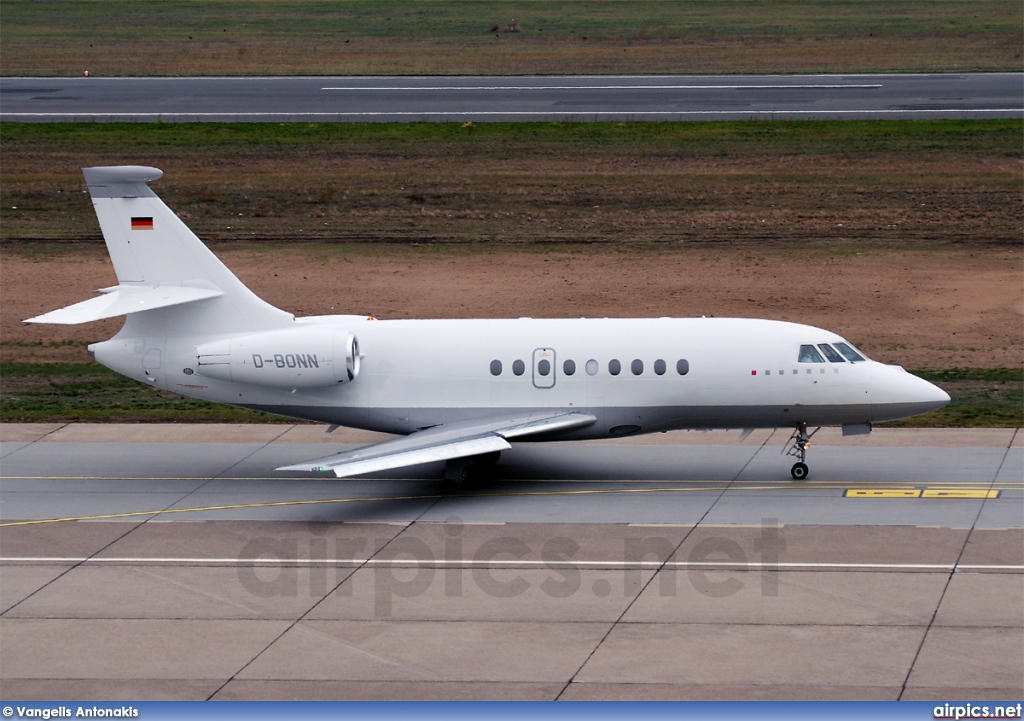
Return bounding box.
[784,422,819,480]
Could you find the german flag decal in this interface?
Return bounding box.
[131,217,154,230]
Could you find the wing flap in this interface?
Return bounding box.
[496,412,598,440]
[25,284,224,325]
[277,411,596,478]
[279,434,511,477]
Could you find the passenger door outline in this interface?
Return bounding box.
[532,347,556,389]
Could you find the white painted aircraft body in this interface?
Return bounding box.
[28,167,951,480]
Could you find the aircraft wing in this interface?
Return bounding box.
[276,411,597,478]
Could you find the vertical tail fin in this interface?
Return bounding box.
[26,166,291,332]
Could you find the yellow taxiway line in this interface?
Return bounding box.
[0,481,1013,527]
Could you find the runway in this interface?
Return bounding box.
[1,424,1021,700]
[1,73,1020,122]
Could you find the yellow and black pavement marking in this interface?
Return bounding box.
[844,488,1001,499]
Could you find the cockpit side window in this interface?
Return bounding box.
[798,345,825,363]
[834,342,867,362]
[817,344,845,363]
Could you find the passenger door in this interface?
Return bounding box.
[532,347,556,389]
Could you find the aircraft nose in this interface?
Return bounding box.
[870,364,950,422]
[909,375,951,411]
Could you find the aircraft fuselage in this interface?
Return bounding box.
[90,314,947,439]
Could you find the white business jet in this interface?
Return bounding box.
[28,167,950,481]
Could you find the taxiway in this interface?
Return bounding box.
[1,424,1021,701]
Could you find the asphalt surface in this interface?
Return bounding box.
[1,73,1021,122]
[1,426,1021,527]
[1,425,1021,701]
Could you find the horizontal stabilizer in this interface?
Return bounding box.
[278,411,597,478]
[25,284,224,325]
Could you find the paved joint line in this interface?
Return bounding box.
[3,428,297,615]
[0,517,146,618]
[554,429,776,699]
[0,422,68,462]
[897,429,1013,700]
[203,470,448,701]
[119,426,301,532]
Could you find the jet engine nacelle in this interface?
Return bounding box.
[195,329,360,389]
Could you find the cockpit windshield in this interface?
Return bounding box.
[833,341,867,362]
[817,344,845,363]
[798,345,825,363]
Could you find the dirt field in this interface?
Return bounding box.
[2,121,1020,374]
[3,0,1020,76]
[2,243,1020,370]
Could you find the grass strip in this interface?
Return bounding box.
[0,362,284,424]
[4,118,1021,155]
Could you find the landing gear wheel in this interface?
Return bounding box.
[444,458,474,485]
[445,452,502,484]
[784,422,818,481]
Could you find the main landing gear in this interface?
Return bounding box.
[444,451,501,484]
[784,422,819,480]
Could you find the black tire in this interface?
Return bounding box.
[791,462,809,480]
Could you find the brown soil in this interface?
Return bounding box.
[2,243,1020,370]
[3,35,1020,77]
[5,154,1021,248]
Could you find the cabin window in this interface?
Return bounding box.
[564,359,576,376]
[654,359,666,375]
[676,359,689,376]
[586,359,599,376]
[490,360,502,376]
[798,345,825,363]
[512,359,525,376]
[631,359,644,375]
[609,359,622,376]
[817,344,845,363]
[834,342,867,362]
[538,359,551,376]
